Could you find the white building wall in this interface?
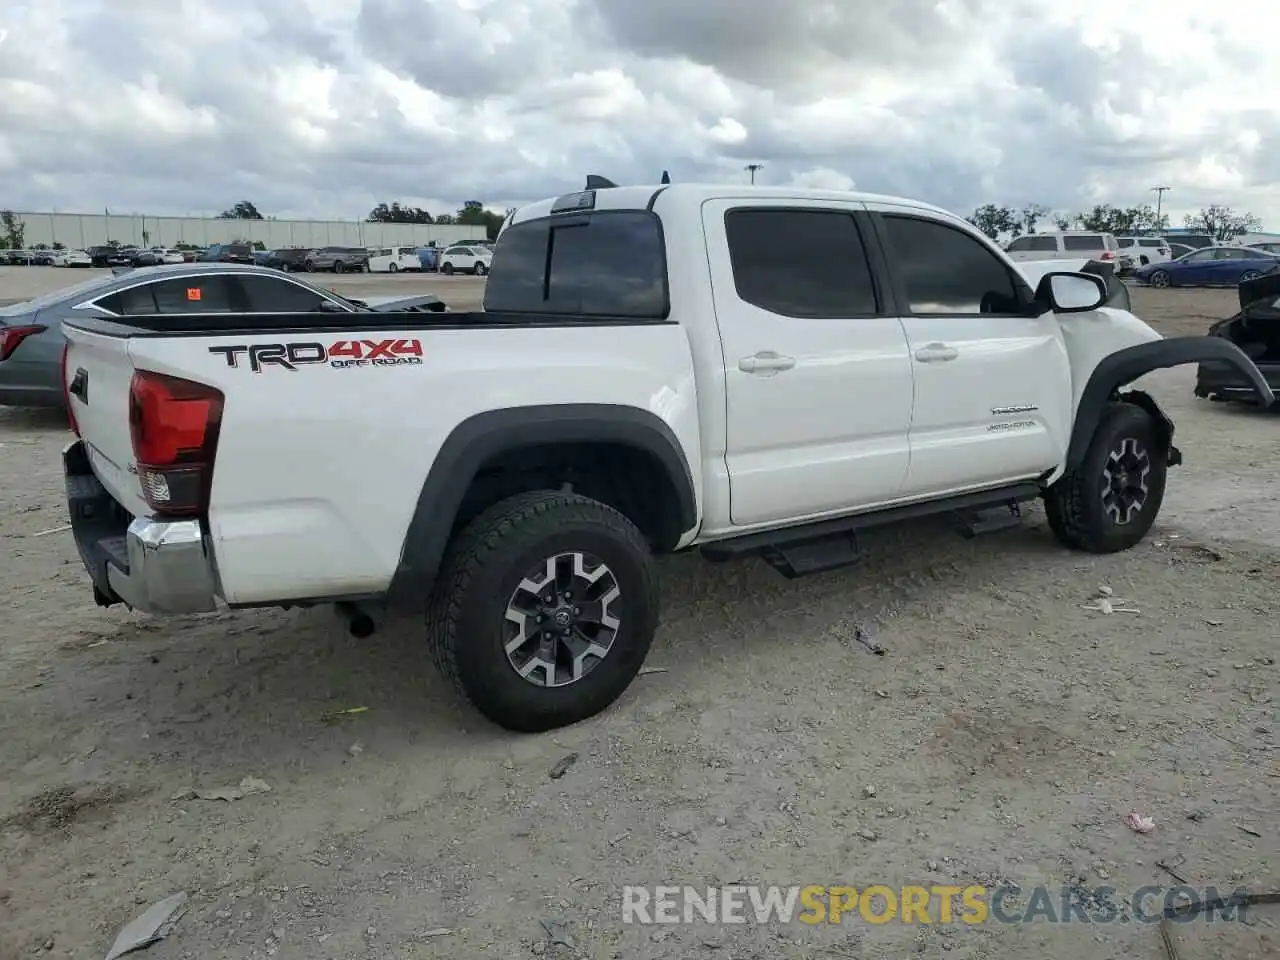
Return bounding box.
[13,212,488,249]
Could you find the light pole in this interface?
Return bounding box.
[1150,185,1170,228]
[745,163,763,185]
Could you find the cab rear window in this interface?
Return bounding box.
[483,211,669,319]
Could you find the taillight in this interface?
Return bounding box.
[128,371,223,519]
[1099,251,1114,260]
[0,324,46,362]
[61,342,80,437]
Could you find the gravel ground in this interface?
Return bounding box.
[1,274,1276,960]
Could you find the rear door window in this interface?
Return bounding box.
[723,208,878,316]
[151,276,235,312]
[484,211,668,318]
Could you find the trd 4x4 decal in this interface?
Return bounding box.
[209,338,423,372]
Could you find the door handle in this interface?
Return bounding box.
[739,352,796,374]
[913,343,958,363]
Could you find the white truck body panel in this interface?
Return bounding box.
[63,181,1176,609]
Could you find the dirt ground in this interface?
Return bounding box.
[1,274,1276,960]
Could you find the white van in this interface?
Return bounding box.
[367,246,421,273]
[1115,236,1172,267]
[1003,231,1130,272]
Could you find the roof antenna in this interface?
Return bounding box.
[585,174,617,189]
[661,170,671,184]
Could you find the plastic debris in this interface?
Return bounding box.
[855,628,887,656]
[172,776,271,803]
[320,706,368,723]
[103,892,188,960]
[548,754,578,780]
[539,918,575,947]
[637,666,669,676]
[1082,597,1140,615]
[32,524,72,538]
[1126,813,1155,834]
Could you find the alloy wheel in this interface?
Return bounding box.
[503,552,622,687]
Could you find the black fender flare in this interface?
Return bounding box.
[1066,337,1275,468]
[387,404,697,604]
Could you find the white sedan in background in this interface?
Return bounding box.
[439,244,492,275]
[52,248,92,267]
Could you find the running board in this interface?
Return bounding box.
[701,482,1042,571]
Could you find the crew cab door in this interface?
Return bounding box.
[702,200,914,527]
[866,205,1071,496]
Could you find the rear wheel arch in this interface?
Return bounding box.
[388,405,697,608]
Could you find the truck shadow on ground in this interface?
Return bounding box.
[11,512,1073,796]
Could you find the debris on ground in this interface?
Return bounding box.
[637,665,669,676]
[413,928,453,939]
[320,706,368,723]
[854,628,887,656]
[1082,595,1140,615]
[103,892,188,960]
[171,777,272,802]
[1125,813,1155,834]
[347,741,365,758]
[1236,824,1262,838]
[539,918,575,948]
[548,754,578,780]
[32,524,72,538]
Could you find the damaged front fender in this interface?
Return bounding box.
[1069,337,1275,468]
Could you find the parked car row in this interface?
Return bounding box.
[4,238,497,273]
[257,241,494,274]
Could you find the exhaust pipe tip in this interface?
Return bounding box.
[335,601,376,638]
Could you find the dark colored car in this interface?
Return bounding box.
[261,248,311,272]
[1195,266,1280,405]
[1132,246,1280,288]
[302,246,370,273]
[0,263,446,408]
[86,246,132,267]
[199,243,255,264]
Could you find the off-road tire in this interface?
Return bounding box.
[426,491,659,732]
[1044,401,1168,553]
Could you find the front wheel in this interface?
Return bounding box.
[441,262,454,275]
[1044,402,1168,553]
[304,260,315,272]
[388,262,398,273]
[1149,269,1171,288]
[426,491,659,733]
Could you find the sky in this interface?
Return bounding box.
[0,0,1276,229]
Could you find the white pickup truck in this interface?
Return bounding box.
[60,182,1274,732]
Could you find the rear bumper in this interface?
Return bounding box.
[1195,359,1280,403]
[64,440,220,614]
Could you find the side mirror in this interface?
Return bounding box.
[1035,271,1108,314]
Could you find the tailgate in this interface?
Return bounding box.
[63,325,149,517]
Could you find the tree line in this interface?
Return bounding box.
[965,202,1263,243]
[216,198,515,240]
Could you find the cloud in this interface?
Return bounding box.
[0,0,1275,229]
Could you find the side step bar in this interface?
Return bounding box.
[701,482,1042,577]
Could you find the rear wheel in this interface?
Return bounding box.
[473,262,487,276]
[426,491,659,732]
[333,260,345,274]
[1044,402,1167,553]
[389,262,399,273]
[304,260,315,272]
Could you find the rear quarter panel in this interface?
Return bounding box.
[126,324,702,605]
